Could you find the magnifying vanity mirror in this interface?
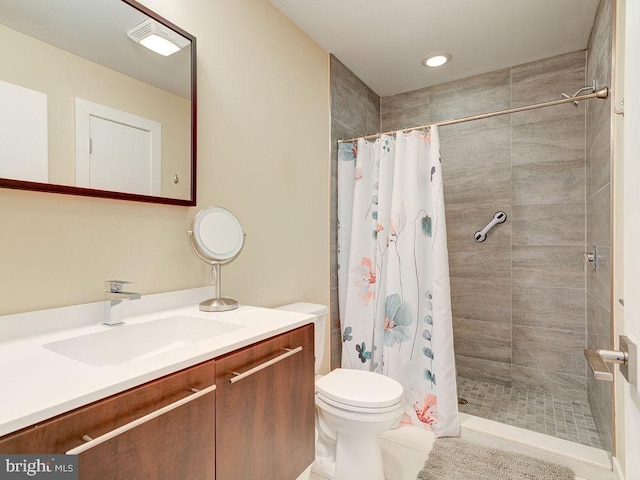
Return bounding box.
[0,0,196,206]
[188,207,246,312]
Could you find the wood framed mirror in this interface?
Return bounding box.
[0,0,197,205]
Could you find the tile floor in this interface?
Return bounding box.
[456,376,603,449]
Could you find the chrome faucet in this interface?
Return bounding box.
[104,280,141,326]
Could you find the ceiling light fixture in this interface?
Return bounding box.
[422,53,452,68]
[127,19,189,57]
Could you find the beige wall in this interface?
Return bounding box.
[0,0,331,341]
[0,23,191,199]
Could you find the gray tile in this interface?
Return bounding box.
[587,245,610,308]
[511,116,585,209]
[332,119,361,148]
[455,355,512,385]
[450,281,511,324]
[444,165,511,206]
[380,105,429,132]
[512,159,585,205]
[330,286,339,328]
[587,378,613,451]
[512,285,585,332]
[455,376,600,448]
[586,0,612,146]
[587,124,611,198]
[512,325,586,377]
[330,326,342,370]
[512,203,585,245]
[453,317,512,363]
[381,86,429,112]
[511,115,585,166]
[330,245,338,290]
[586,0,613,97]
[587,92,611,151]
[511,51,587,125]
[330,55,380,137]
[512,245,585,288]
[430,69,510,130]
[379,85,430,131]
[440,123,510,173]
[446,204,511,246]
[587,291,611,350]
[449,243,511,286]
[587,183,610,248]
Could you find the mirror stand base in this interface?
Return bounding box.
[199,297,238,312]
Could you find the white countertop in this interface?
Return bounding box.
[0,291,314,437]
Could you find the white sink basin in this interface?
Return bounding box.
[42,315,244,366]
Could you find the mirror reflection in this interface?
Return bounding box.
[0,0,195,204]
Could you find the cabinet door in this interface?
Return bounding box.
[0,361,216,480]
[215,324,315,480]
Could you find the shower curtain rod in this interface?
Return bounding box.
[337,87,609,143]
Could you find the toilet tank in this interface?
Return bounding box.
[276,302,327,374]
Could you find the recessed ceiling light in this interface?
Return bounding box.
[422,53,452,68]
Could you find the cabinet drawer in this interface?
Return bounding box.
[0,360,216,455]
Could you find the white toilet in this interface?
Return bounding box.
[277,303,404,480]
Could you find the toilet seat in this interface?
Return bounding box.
[316,391,403,414]
[315,368,403,412]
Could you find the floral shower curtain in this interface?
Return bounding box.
[337,127,459,437]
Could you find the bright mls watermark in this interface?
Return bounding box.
[0,455,77,479]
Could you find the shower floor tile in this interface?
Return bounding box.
[456,376,603,449]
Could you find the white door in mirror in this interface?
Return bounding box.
[75,98,161,196]
[0,80,48,183]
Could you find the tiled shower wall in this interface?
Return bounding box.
[329,9,612,450]
[381,50,590,400]
[586,0,613,452]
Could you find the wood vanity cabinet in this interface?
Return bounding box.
[215,324,315,480]
[0,324,315,479]
[0,360,216,480]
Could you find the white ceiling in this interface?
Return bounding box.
[269,0,601,97]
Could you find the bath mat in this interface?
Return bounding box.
[416,437,575,480]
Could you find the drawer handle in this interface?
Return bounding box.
[230,346,303,384]
[66,384,216,455]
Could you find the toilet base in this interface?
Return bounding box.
[311,369,404,480]
[311,431,386,480]
[335,431,386,480]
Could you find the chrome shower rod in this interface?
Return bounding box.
[338,86,609,143]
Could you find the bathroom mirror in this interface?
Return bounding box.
[188,207,246,311]
[0,0,196,206]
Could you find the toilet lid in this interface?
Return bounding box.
[315,369,403,409]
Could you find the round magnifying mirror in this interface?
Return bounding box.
[192,206,244,262]
[188,207,245,312]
